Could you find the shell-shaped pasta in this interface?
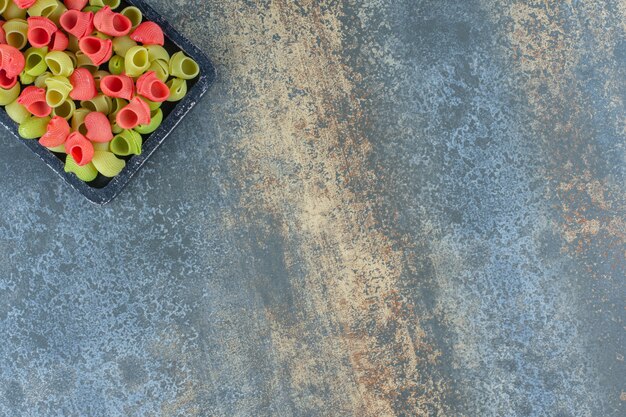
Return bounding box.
[5,98,30,123]
[107,54,123,74]
[17,85,51,116]
[18,116,51,139]
[27,16,57,48]
[145,45,169,63]
[135,107,162,135]
[79,36,112,66]
[116,96,150,129]
[14,0,37,9]
[49,29,68,51]
[108,96,126,117]
[80,93,111,113]
[68,67,96,100]
[0,0,8,15]
[74,50,97,72]
[44,75,72,107]
[100,74,133,100]
[136,70,169,102]
[92,150,125,177]
[66,33,80,52]
[0,82,20,105]
[94,6,131,37]
[71,107,89,134]
[64,154,98,182]
[147,59,168,82]
[28,0,63,19]
[169,51,199,80]
[3,18,28,49]
[2,2,27,20]
[0,70,17,89]
[84,111,113,142]
[51,97,75,119]
[66,131,94,165]
[39,115,70,147]
[120,6,141,29]
[34,71,51,87]
[0,44,26,78]
[110,129,141,156]
[20,70,35,84]
[59,10,93,39]
[45,50,74,76]
[92,69,109,89]
[90,0,120,7]
[124,45,149,77]
[111,35,135,57]
[166,78,187,102]
[63,0,88,11]
[24,47,48,77]
[130,21,164,46]
[48,3,67,26]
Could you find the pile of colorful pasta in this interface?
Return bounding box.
[0,0,199,181]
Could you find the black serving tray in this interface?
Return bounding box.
[0,0,215,205]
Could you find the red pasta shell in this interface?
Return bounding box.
[15,0,37,8]
[49,30,69,51]
[84,111,113,143]
[69,68,97,101]
[63,0,88,10]
[60,10,94,39]
[17,86,51,117]
[100,74,134,100]
[66,132,94,166]
[0,44,26,78]
[130,22,164,46]
[136,71,169,102]
[94,6,132,37]
[27,17,58,48]
[116,96,151,129]
[78,36,112,66]
[39,116,71,148]
[0,71,17,89]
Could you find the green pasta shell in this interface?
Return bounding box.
[19,116,51,139]
[47,2,67,25]
[28,0,62,19]
[0,0,9,14]
[19,71,36,85]
[34,72,52,88]
[0,83,20,106]
[82,6,101,13]
[47,143,66,153]
[169,51,200,80]
[51,99,76,120]
[148,59,169,83]
[3,19,28,49]
[92,142,110,151]
[90,0,120,8]
[71,108,90,135]
[125,46,150,77]
[25,47,49,77]
[5,99,30,124]
[121,6,142,29]
[112,35,136,58]
[81,94,112,114]
[143,99,162,112]
[67,35,80,53]
[108,55,125,75]
[110,129,142,156]
[2,3,27,21]
[65,155,98,182]
[45,75,73,108]
[146,45,170,63]
[109,97,127,118]
[92,151,126,177]
[46,51,75,77]
[134,108,163,135]
[166,78,187,102]
[92,70,110,90]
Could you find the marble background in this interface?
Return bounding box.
[0,1,624,416]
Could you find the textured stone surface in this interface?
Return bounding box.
[0,1,624,416]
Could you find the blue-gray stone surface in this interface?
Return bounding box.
[0,1,624,416]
